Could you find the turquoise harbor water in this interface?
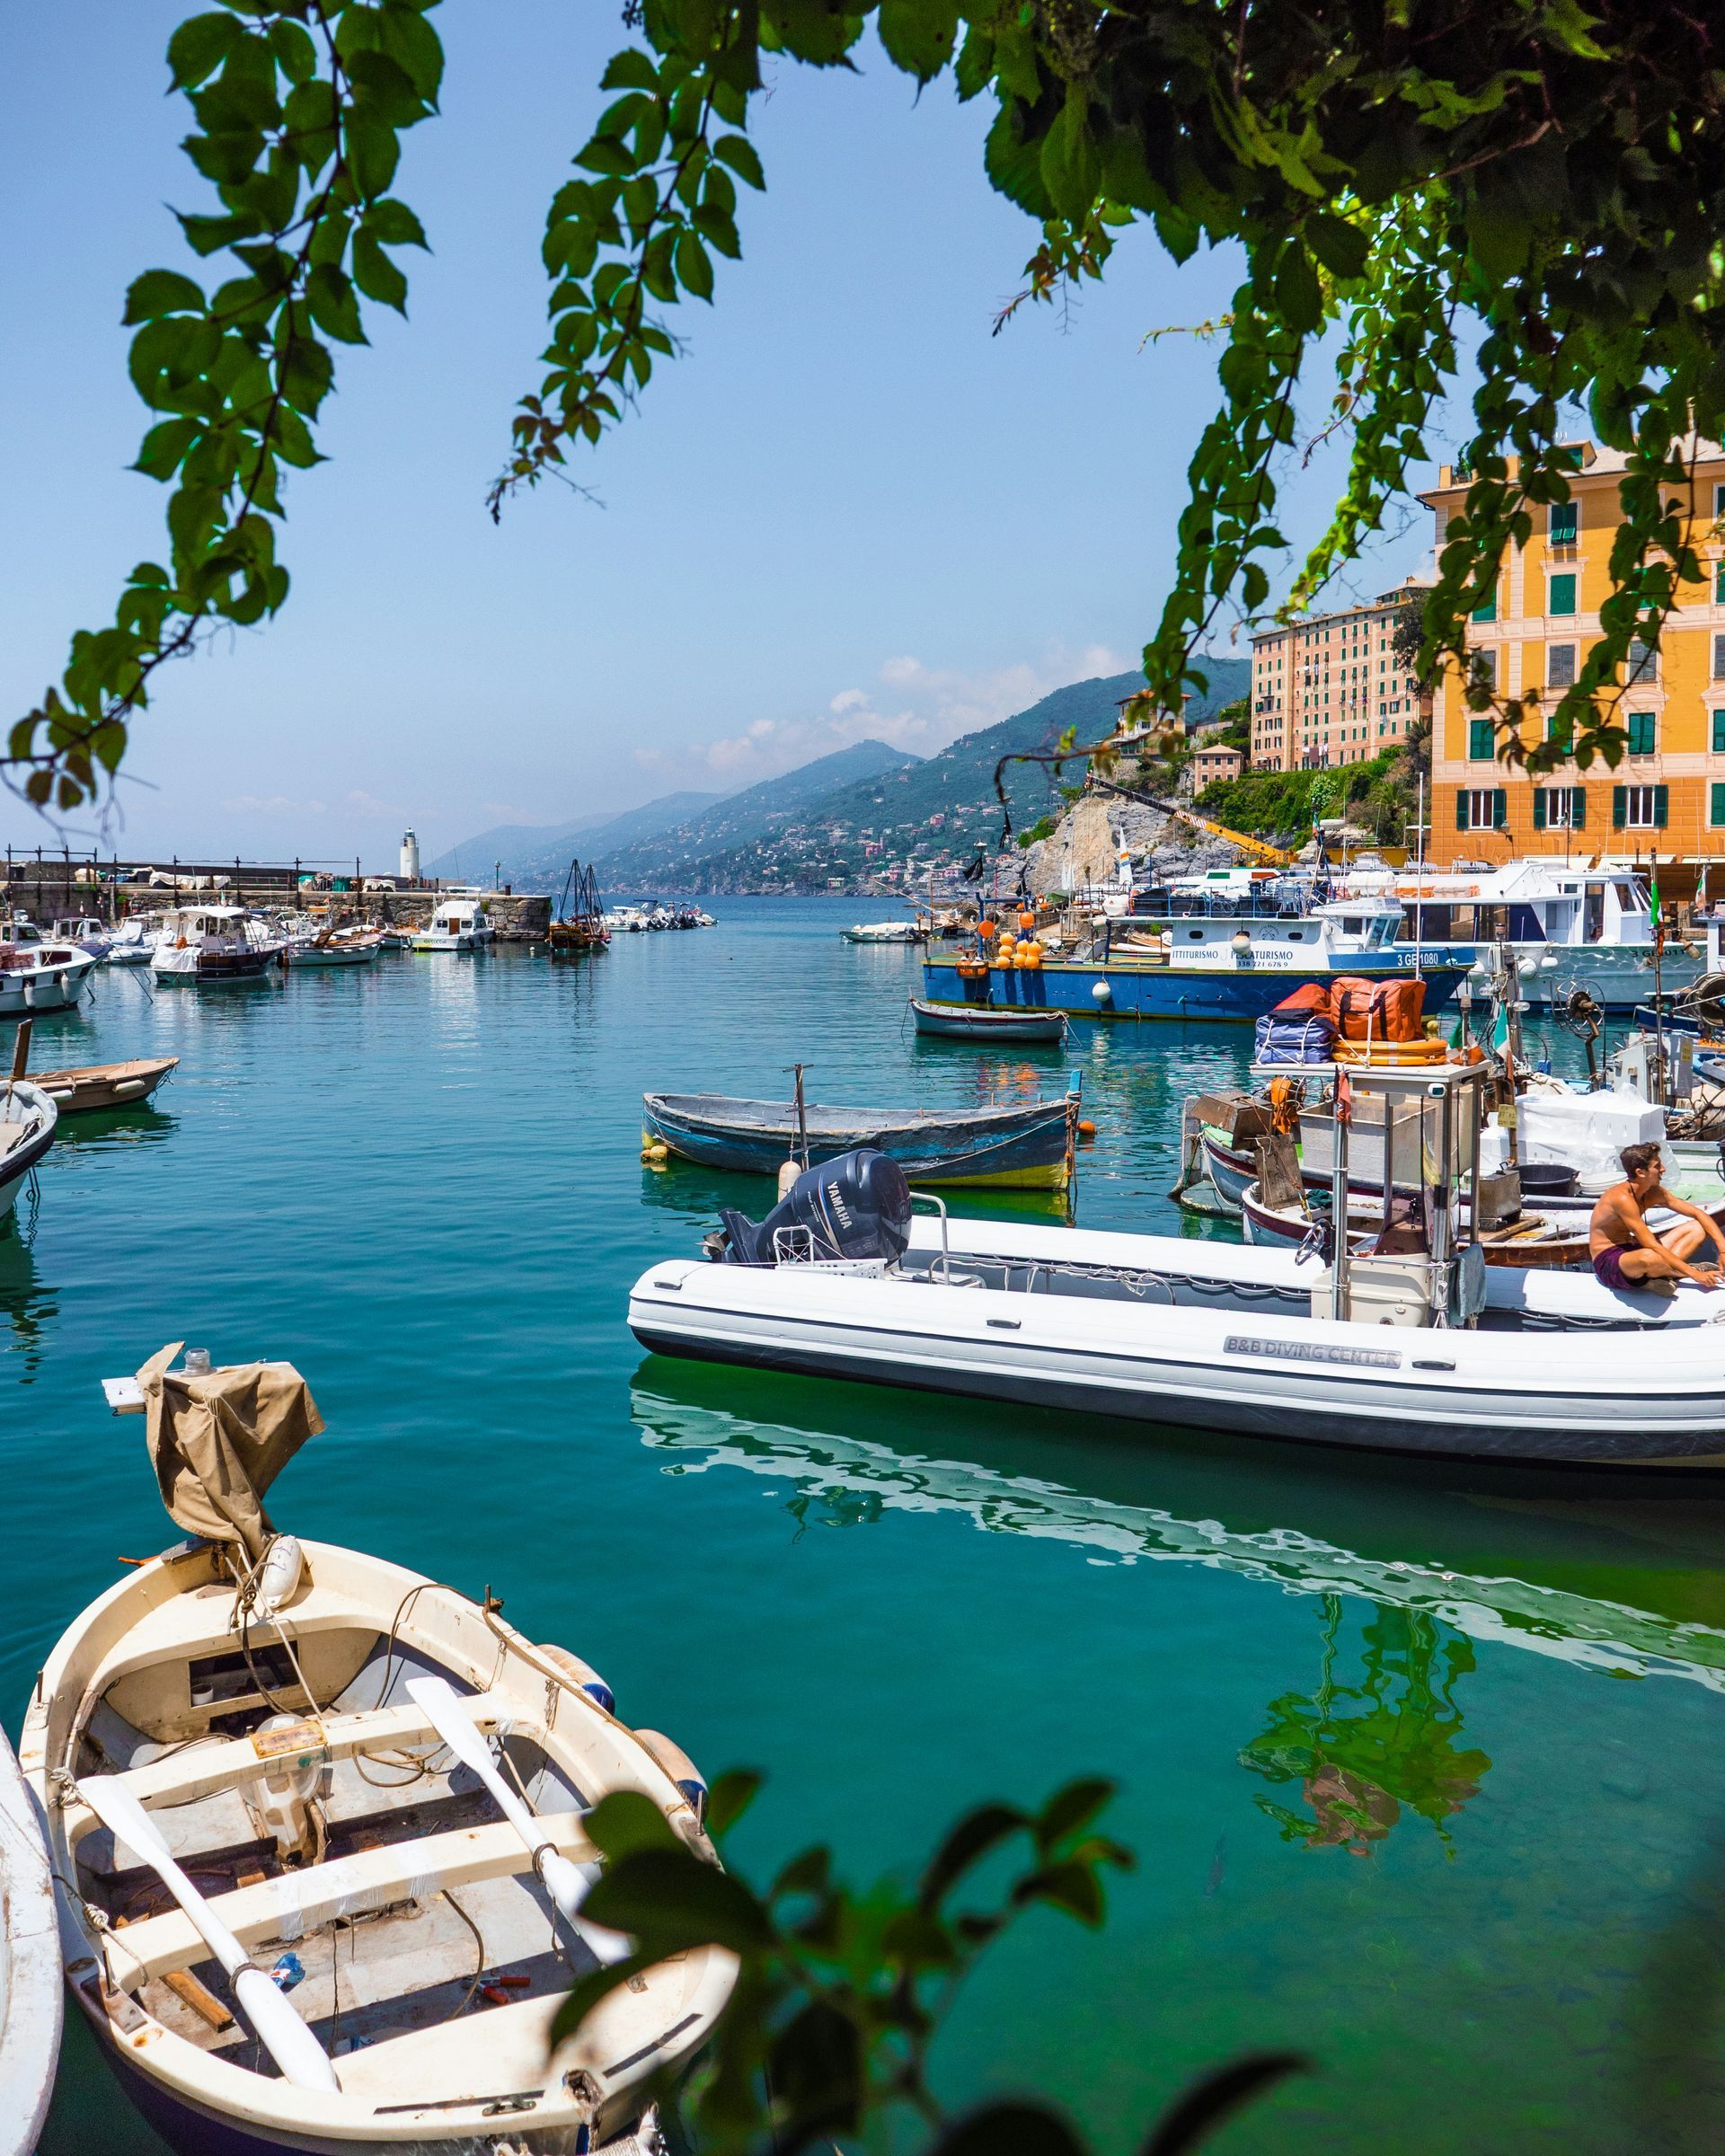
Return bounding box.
[8,895,1725,2153]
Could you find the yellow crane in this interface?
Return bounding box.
[1087,776,1301,870]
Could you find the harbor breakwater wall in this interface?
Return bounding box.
[0,856,550,940]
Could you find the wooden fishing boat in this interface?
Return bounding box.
[0,1724,59,2156]
[31,1056,178,1114]
[909,996,1066,1045]
[642,1085,1079,1189]
[22,1348,734,2156]
[1236,1176,1601,1269]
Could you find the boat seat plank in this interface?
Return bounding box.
[107,1810,593,1985]
[65,1700,514,1836]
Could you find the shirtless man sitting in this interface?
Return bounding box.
[1588,1141,1725,1290]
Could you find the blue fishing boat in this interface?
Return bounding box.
[926,897,1466,1024]
[641,1084,1079,1189]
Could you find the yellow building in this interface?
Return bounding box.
[1427,440,1725,883]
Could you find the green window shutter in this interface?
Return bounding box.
[1570,788,1586,830]
[1712,709,1725,754]
[1492,790,1508,829]
[1654,783,1668,829]
[1532,790,1546,831]
[1455,790,1470,831]
[1712,783,1725,829]
[1613,786,1627,828]
[1627,711,1656,756]
[1468,717,1495,761]
[1549,573,1577,616]
[1472,585,1498,623]
[1550,503,1578,543]
[1717,564,1725,605]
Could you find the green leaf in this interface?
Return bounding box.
[279,332,334,414]
[305,263,367,344]
[378,5,445,102]
[365,197,429,249]
[879,0,959,83]
[352,232,408,311]
[599,48,659,93]
[167,12,242,90]
[1139,2053,1310,2156]
[268,18,317,84]
[918,1802,1027,1910]
[1305,212,1368,282]
[712,133,765,190]
[1271,243,1322,334]
[582,1789,682,1862]
[1039,91,1101,220]
[132,418,201,482]
[1034,1777,1115,1851]
[123,270,206,325]
[674,229,713,302]
[935,2103,1089,2156]
[582,1847,775,1953]
[705,1769,762,1840]
[345,108,402,197]
[576,135,637,178]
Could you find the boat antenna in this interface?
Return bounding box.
[785,1062,810,1171]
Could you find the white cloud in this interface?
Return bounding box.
[693,642,1131,784]
[221,793,328,816]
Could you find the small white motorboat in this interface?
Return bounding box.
[103,917,157,967]
[22,1347,734,2155]
[0,1724,59,2156]
[285,930,382,968]
[629,1062,1725,1466]
[0,923,98,1015]
[411,898,495,952]
[49,915,115,961]
[840,920,923,945]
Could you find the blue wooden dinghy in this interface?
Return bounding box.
[641,1086,1079,1189]
[909,996,1066,1045]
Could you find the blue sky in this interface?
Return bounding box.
[0,4,1442,867]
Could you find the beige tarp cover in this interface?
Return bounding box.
[137,1342,324,1563]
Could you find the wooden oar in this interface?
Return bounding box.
[406,1676,630,1963]
[77,1774,341,2093]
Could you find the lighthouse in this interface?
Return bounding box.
[399,827,420,882]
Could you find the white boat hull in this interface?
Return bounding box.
[629,1218,1725,1465]
[0,1727,59,2156]
[0,954,95,1014]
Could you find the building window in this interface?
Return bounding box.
[1547,641,1577,688]
[1627,638,1658,684]
[1473,648,1498,690]
[1472,583,1498,624]
[1714,631,1725,679]
[1614,784,1668,829]
[1468,717,1496,761]
[1456,788,1506,830]
[1533,788,1586,831]
[1716,563,1725,605]
[1713,710,1725,755]
[1549,502,1578,544]
[1547,710,1573,754]
[1549,573,1577,616]
[1713,782,1725,829]
[1626,710,1657,757]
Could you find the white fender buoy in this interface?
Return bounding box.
[255,1535,305,1617]
[632,1727,710,1827]
[1092,980,1112,1003]
[535,1643,615,1715]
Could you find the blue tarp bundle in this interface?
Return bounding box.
[1252,1012,1336,1065]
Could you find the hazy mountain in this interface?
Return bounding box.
[646,660,1252,891]
[595,738,923,889]
[428,791,726,889]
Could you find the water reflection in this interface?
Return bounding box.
[48,1105,176,1151]
[0,1227,53,1379]
[629,1365,1725,1695]
[1239,1595,1490,1856]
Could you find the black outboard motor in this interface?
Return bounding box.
[713,1147,913,1267]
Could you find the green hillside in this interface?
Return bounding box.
[650,660,1251,892]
